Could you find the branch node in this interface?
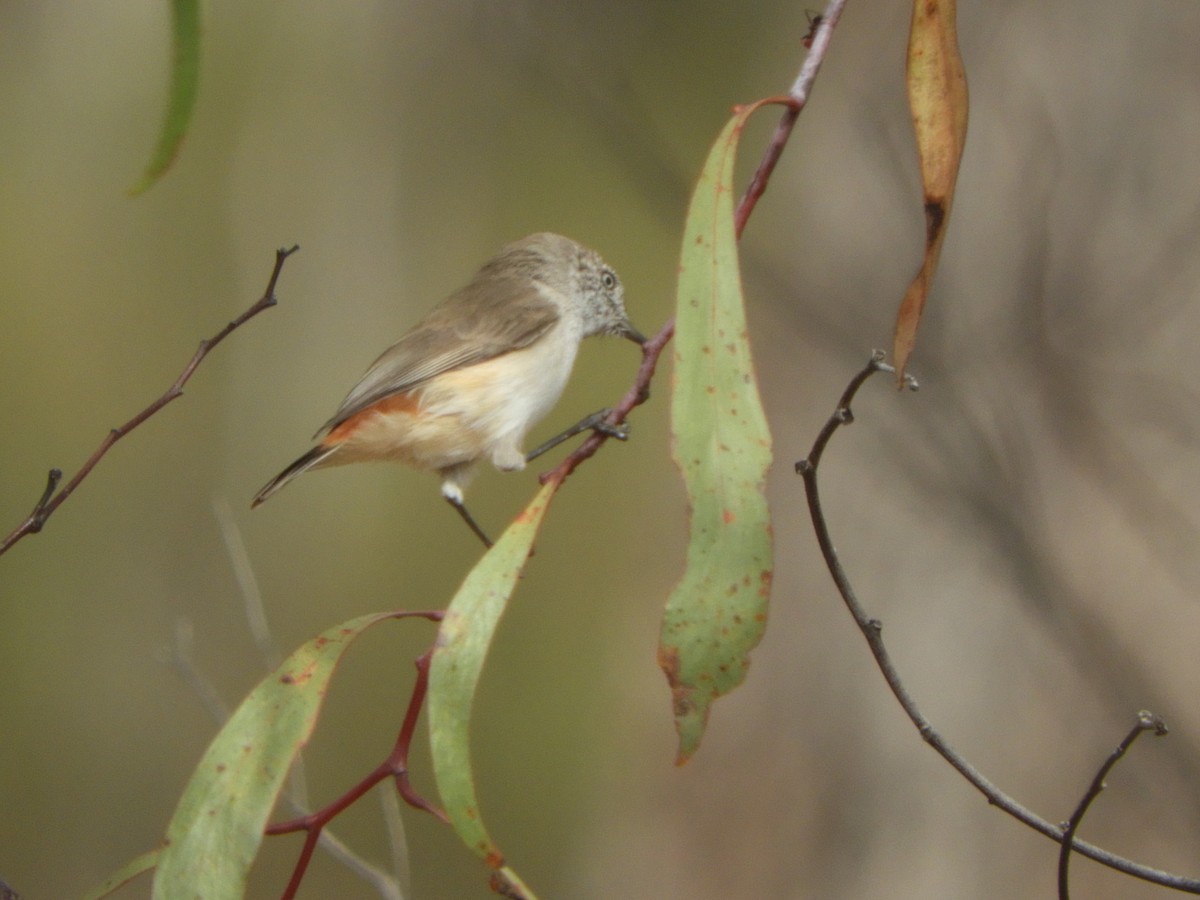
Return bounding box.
[865,351,918,391]
[1136,709,1169,736]
[30,468,63,526]
[1057,709,1175,898]
[802,352,1200,894]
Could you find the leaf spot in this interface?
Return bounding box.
[924,199,946,244]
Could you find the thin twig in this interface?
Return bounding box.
[161,617,231,724]
[379,781,412,899]
[158,504,411,900]
[735,0,845,238]
[539,321,673,488]
[0,246,299,559]
[1058,711,1169,900]
[795,352,1200,894]
[542,0,846,489]
[212,497,281,670]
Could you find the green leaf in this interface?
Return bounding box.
[83,848,160,900]
[152,611,403,899]
[662,104,775,764]
[130,0,201,195]
[428,482,559,900]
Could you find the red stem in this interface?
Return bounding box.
[267,615,446,900]
[272,5,854,894]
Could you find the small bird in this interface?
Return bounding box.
[252,233,644,545]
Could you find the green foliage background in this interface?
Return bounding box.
[3,3,1200,898]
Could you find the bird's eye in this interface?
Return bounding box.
[601,270,618,291]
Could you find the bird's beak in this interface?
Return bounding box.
[622,322,647,345]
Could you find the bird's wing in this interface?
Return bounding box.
[317,274,560,435]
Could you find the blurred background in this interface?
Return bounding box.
[2,1,1200,897]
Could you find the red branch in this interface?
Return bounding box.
[0,246,299,559]
[266,611,446,900]
[540,319,674,488]
[735,0,843,238]
[269,6,854,897]
[541,2,844,490]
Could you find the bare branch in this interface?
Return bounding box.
[795,353,1200,895]
[539,320,673,488]
[735,0,845,238]
[1058,711,1170,900]
[0,246,299,559]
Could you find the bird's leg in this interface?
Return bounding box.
[525,408,629,462]
[445,495,493,548]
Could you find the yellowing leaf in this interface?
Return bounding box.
[427,483,559,900]
[84,848,160,900]
[893,0,969,380]
[663,101,775,764]
[152,611,404,898]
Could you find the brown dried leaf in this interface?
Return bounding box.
[893,0,969,382]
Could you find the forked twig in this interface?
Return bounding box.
[795,351,1200,894]
[1058,711,1169,900]
[0,246,299,558]
[266,630,447,900]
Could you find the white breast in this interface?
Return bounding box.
[417,313,583,471]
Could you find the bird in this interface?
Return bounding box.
[251,232,644,546]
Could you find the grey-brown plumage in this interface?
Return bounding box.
[252,233,643,542]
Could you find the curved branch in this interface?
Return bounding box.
[795,352,1200,895]
[1058,711,1169,899]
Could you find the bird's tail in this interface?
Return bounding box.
[251,445,338,508]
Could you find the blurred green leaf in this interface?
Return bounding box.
[662,103,774,764]
[428,482,558,900]
[130,0,201,195]
[84,848,159,900]
[152,611,400,899]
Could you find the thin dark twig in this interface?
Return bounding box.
[32,469,62,517]
[0,246,299,558]
[1058,711,1169,900]
[795,353,1200,894]
[267,626,447,900]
